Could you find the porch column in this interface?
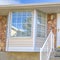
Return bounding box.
[33,9,37,50]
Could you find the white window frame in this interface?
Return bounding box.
[9,11,33,38]
[6,12,11,51]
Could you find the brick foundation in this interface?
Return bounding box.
[0,52,40,60]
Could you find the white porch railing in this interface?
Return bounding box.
[40,30,54,60]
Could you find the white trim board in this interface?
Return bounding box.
[6,47,41,52]
[57,13,60,47]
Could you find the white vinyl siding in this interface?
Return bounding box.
[8,38,33,47]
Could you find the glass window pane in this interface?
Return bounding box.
[26,24,31,30]
[12,23,17,27]
[22,24,27,29]
[23,12,26,16]
[26,12,32,16]
[16,24,21,29]
[16,17,21,23]
[26,17,32,23]
[16,31,22,37]
[22,16,26,23]
[27,30,31,36]
[12,17,16,23]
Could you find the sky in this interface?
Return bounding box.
[20,0,60,3]
[0,0,60,5]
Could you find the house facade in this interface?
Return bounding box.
[0,3,60,60]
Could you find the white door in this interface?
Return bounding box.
[57,14,60,47]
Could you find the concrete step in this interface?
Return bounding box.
[50,53,60,60]
[54,48,60,56]
[49,51,55,60]
[0,52,40,60]
[50,56,60,60]
[55,48,60,52]
[54,52,60,56]
[54,57,60,60]
[50,48,60,60]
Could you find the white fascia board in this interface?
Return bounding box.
[0,3,60,9]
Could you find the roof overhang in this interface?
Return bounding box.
[0,3,60,13]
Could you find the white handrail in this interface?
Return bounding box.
[41,31,52,49]
[40,30,54,60]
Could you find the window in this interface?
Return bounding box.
[37,12,47,38]
[11,11,32,37]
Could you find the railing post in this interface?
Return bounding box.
[52,33,54,51]
[51,31,52,50]
[51,31,54,51]
[47,41,48,60]
[40,48,42,60]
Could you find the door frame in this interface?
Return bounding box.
[56,13,60,48]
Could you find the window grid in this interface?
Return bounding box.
[37,12,47,38]
[11,11,32,37]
